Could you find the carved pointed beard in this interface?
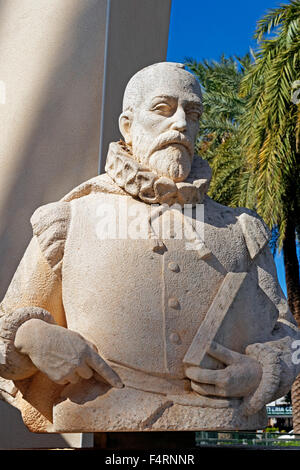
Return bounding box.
[147,145,192,182]
[131,132,193,183]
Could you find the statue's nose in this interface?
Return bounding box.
[170,108,187,132]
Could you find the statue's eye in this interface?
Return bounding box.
[187,110,201,121]
[152,103,172,114]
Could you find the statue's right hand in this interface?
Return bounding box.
[14,319,123,388]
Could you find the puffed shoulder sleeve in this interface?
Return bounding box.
[0,201,71,383]
[237,209,271,261]
[30,201,71,280]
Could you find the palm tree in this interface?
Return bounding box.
[185,54,252,207]
[188,0,300,431]
[239,0,300,431]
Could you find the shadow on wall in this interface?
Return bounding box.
[0,0,106,299]
[0,400,68,448]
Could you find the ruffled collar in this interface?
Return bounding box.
[105,141,211,206]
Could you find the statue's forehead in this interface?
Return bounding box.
[140,72,201,105]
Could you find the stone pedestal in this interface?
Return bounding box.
[51,380,267,433]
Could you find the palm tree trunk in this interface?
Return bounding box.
[283,216,300,433]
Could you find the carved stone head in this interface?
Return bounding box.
[119,62,203,182]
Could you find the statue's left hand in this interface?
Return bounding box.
[14,319,123,388]
[185,341,263,398]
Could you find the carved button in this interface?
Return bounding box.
[168,262,180,272]
[168,297,180,309]
[169,332,181,344]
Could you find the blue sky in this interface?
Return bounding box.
[167,0,290,295]
[167,0,284,63]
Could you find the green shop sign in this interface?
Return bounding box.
[267,406,292,417]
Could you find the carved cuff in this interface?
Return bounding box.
[0,307,55,380]
[241,338,294,416]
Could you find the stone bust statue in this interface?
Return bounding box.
[0,62,299,432]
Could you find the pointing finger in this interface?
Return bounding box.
[86,350,123,389]
[85,339,99,353]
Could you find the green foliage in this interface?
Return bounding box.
[275,440,300,446]
[264,426,280,432]
[186,0,300,250]
[185,54,251,207]
[240,0,300,247]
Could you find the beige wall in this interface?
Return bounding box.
[0,0,171,299]
[0,0,171,448]
[99,0,172,172]
[0,400,93,448]
[0,0,108,299]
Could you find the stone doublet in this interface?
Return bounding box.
[29,162,271,390]
[57,191,256,382]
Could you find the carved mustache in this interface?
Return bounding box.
[146,131,194,158]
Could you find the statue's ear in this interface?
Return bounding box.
[119,111,133,145]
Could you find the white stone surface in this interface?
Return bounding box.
[0,63,299,432]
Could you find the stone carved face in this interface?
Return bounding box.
[119,63,202,182]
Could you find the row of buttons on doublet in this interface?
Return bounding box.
[167,261,181,344]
